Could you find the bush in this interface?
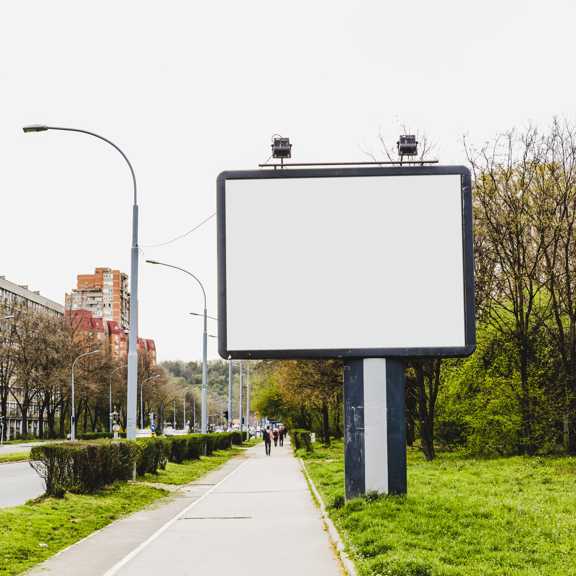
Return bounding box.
[169,437,189,464]
[30,432,242,497]
[136,437,169,475]
[292,429,313,452]
[31,441,141,497]
[186,436,205,459]
[230,431,243,445]
[212,432,233,450]
[76,432,111,441]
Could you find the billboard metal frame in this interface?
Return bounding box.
[217,165,475,360]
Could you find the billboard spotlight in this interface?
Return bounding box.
[271,136,292,159]
[397,134,418,157]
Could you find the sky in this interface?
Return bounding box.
[1,0,574,362]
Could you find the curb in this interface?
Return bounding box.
[299,458,358,576]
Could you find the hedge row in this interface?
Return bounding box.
[31,432,243,497]
[30,441,140,497]
[76,432,113,441]
[291,429,313,452]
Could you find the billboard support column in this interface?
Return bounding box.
[344,358,406,499]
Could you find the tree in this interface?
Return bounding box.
[407,359,442,460]
[524,120,576,452]
[467,128,550,454]
[256,360,342,444]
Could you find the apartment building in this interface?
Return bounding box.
[65,267,156,364]
[0,276,64,439]
[66,267,130,330]
[0,276,64,316]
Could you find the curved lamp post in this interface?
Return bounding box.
[146,259,208,433]
[71,350,99,441]
[23,124,140,440]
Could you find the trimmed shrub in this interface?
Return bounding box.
[30,432,241,497]
[186,436,205,459]
[212,432,233,450]
[169,437,189,464]
[230,431,243,445]
[31,441,141,497]
[292,429,313,452]
[205,435,216,456]
[136,437,169,475]
[76,432,111,441]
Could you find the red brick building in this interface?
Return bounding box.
[65,268,156,364]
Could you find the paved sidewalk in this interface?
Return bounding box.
[29,441,342,576]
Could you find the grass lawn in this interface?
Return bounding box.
[141,447,245,485]
[0,483,166,576]
[0,452,29,464]
[301,441,576,576]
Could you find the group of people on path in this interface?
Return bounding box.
[262,425,286,456]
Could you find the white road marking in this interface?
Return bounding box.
[102,460,248,576]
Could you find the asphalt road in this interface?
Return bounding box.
[0,461,45,508]
[0,441,49,455]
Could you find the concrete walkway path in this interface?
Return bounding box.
[28,441,342,576]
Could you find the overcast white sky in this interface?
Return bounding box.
[1,0,574,361]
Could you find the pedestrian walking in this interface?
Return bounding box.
[279,425,285,447]
[273,427,279,447]
[263,426,272,456]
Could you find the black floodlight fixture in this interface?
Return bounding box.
[23,124,50,133]
[271,136,292,159]
[397,134,418,157]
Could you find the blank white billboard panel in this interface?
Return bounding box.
[218,167,474,358]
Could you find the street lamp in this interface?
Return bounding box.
[239,361,243,434]
[108,364,126,434]
[146,259,209,433]
[71,350,100,441]
[23,124,140,441]
[190,312,229,428]
[227,359,233,431]
[141,375,160,429]
[246,361,251,435]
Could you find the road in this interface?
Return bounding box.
[0,440,49,455]
[29,441,342,575]
[0,461,45,508]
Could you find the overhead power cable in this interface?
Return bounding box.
[141,212,216,248]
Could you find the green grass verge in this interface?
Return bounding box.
[141,447,245,485]
[301,441,576,576]
[0,452,29,464]
[0,483,166,576]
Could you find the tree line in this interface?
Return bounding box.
[0,307,182,439]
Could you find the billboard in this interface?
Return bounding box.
[217,166,474,359]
